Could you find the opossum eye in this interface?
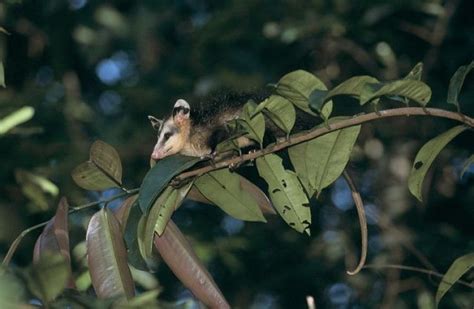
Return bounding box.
[163,132,172,141]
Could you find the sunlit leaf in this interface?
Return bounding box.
[154,220,230,309]
[447,60,474,111]
[404,62,423,80]
[0,269,27,308]
[289,124,361,197]
[408,125,467,201]
[256,95,296,134]
[71,140,123,191]
[138,155,201,213]
[461,154,474,178]
[359,79,431,106]
[256,154,311,234]
[0,106,35,135]
[435,252,474,307]
[141,183,192,264]
[16,170,59,196]
[195,169,266,222]
[26,253,69,302]
[310,76,379,113]
[239,100,265,145]
[275,70,331,118]
[15,169,58,212]
[117,289,161,308]
[87,208,135,299]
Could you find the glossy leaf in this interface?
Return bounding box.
[461,154,474,178]
[408,125,467,201]
[0,106,35,135]
[310,76,379,113]
[154,220,230,309]
[256,154,311,234]
[256,95,296,134]
[436,252,474,307]
[123,201,149,271]
[290,125,361,197]
[359,79,431,106]
[195,169,266,222]
[138,155,201,213]
[275,70,330,118]
[72,140,123,191]
[447,60,474,111]
[87,208,135,299]
[240,101,265,145]
[26,253,69,302]
[142,183,192,264]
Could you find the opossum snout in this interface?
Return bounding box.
[151,144,166,160]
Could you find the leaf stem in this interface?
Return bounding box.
[2,188,139,266]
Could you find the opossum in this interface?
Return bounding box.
[149,92,317,160]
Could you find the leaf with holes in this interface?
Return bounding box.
[310,76,379,113]
[87,208,135,299]
[139,155,201,214]
[289,124,361,197]
[25,253,69,303]
[408,125,467,202]
[275,70,332,119]
[436,252,474,307]
[256,154,311,234]
[447,60,474,111]
[359,79,431,106]
[195,169,266,222]
[71,140,123,191]
[154,220,230,308]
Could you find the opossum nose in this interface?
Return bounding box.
[151,147,165,160]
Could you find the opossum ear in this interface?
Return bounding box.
[173,99,190,126]
[148,115,163,130]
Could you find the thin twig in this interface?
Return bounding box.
[343,170,367,275]
[1,188,139,266]
[174,107,474,182]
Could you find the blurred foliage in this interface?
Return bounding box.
[0,0,473,307]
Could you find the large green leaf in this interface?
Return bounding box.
[275,70,332,118]
[256,154,311,234]
[289,124,361,197]
[141,183,192,265]
[72,140,123,191]
[436,252,474,307]
[239,101,265,146]
[447,60,474,111]
[359,79,431,106]
[255,95,296,134]
[195,169,266,222]
[86,208,135,299]
[26,253,69,303]
[408,125,467,201]
[123,201,149,271]
[138,155,201,213]
[154,220,230,309]
[310,76,379,113]
[0,106,35,135]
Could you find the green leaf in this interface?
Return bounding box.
[71,140,123,191]
[195,169,266,222]
[256,95,296,134]
[0,106,35,135]
[408,125,467,202]
[123,202,149,271]
[310,76,379,113]
[154,220,230,308]
[239,101,265,145]
[0,269,27,308]
[289,124,361,197]
[86,208,135,299]
[447,60,474,111]
[436,252,474,307]
[256,154,311,234]
[275,70,330,117]
[0,62,5,88]
[359,79,431,106]
[141,183,192,265]
[26,253,69,302]
[461,154,474,178]
[138,155,201,213]
[404,62,423,80]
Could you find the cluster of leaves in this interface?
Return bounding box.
[2,62,473,307]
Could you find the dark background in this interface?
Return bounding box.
[0,0,473,308]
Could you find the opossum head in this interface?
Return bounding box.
[149,99,191,160]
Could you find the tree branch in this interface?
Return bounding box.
[174,107,473,182]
